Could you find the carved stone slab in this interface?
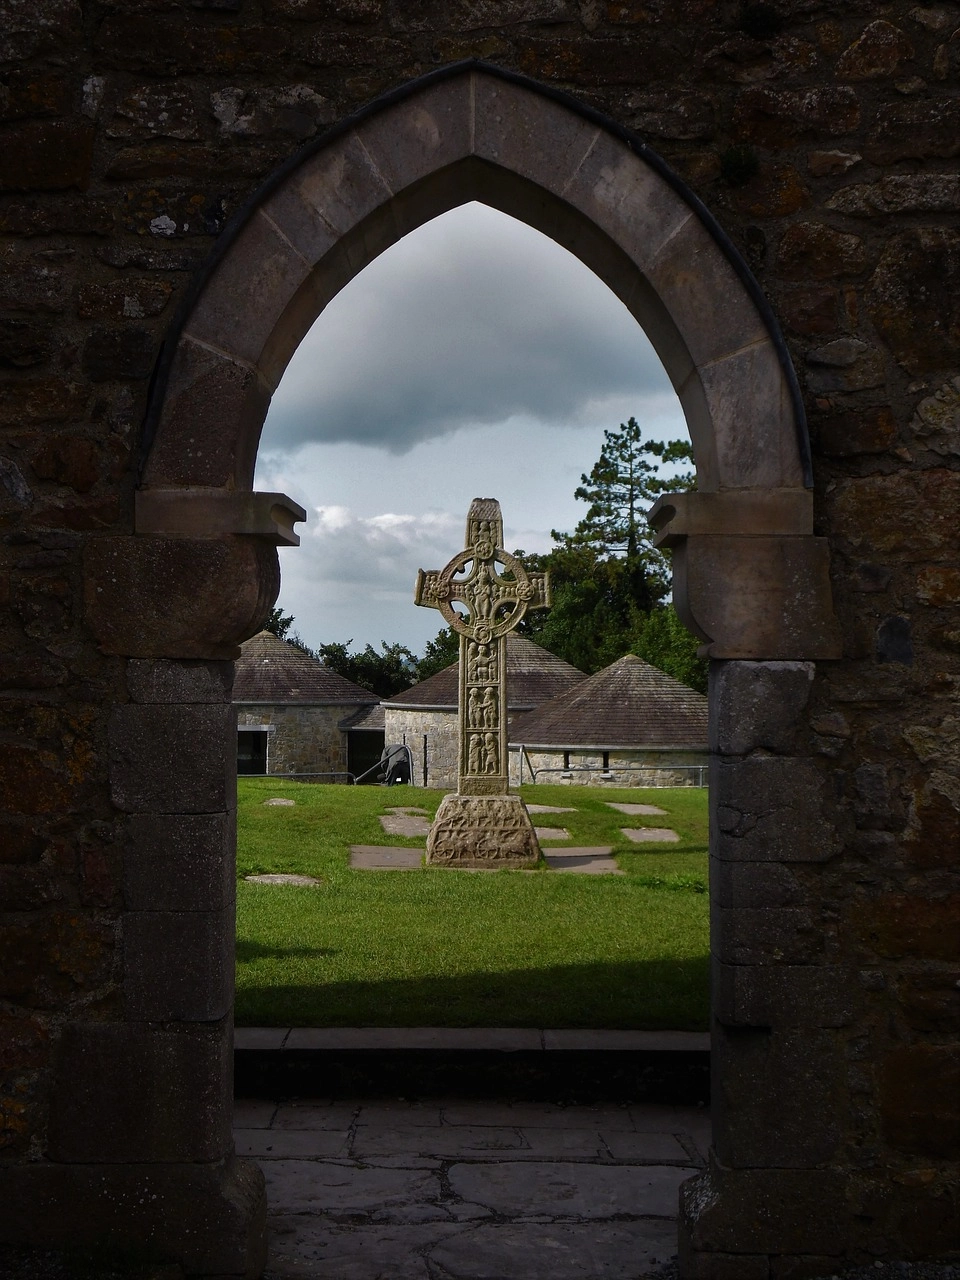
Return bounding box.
[426,794,541,869]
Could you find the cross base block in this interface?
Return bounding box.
[426,794,542,869]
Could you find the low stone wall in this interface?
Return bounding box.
[510,748,708,787]
[237,704,349,778]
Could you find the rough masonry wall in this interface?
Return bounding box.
[0,1,958,1275]
[384,708,458,789]
[237,704,350,776]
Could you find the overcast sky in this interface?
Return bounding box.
[254,202,688,655]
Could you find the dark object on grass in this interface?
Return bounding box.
[379,743,412,785]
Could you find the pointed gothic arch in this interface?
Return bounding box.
[75,63,843,1278]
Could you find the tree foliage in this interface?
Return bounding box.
[519,417,706,688]
[263,606,294,640]
[316,639,418,698]
[416,626,460,682]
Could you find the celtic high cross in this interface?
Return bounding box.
[416,497,550,808]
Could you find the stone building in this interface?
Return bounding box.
[509,653,708,786]
[2,8,959,1279]
[381,635,586,788]
[234,630,381,779]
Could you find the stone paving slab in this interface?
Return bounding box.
[543,850,623,874]
[526,804,576,814]
[606,802,667,816]
[245,1097,703,1279]
[349,845,423,869]
[265,1220,464,1279]
[439,1101,637,1130]
[448,1160,690,1219]
[352,1123,528,1159]
[379,813,432,837]
[426,1219,679,1279]
[262,1160,441,1217]
[533,826,570,840]
[621,827,680,843]
[272,1101,360,1131]
[237,1127,350,1158]
[244,873,324,887]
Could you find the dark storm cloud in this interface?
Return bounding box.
[263,203,669,455]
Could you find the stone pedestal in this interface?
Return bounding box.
[426,794,541,869]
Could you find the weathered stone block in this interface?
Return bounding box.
[85,535,280,659]
[848,893,960,962]
[0,122,95,192]
[184,210,313,370]
[108,704,235,813]
[836,20,915,79]
[733,85,861,147]
[126,657,234,704]
[427,793,540,868]
[831,468,960,560]
[49,1022,232,1163]
[713,905,823,966]
[710,660,813,755]
[647,215,767,372]
[125,811,234,912]
[777,222,869,280]
[80,326,156,382]
[714,961,855,1028]
[869,227,960,374]
[143,337,270,490]
[123,909,232,1022]
[681,1162,848,1254]
[867,98,960,164]
[713,757,842,863]
[880,1045,960,1158]
[0,912,115,1010]
[0,1156,266,1277]
[712,861,801,910]
[816,406,897,457]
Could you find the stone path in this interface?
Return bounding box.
[236,1096,707,1279]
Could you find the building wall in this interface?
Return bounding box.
[2,6,958,1276]
[383,708,458,789]
[510,747,708,787]
[237,704,350,777]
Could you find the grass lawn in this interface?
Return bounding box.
[235,780,709,1030]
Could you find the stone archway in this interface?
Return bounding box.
[79,64,842,1277]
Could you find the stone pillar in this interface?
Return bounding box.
[679,660,853,1280]
[0,658,267,1277]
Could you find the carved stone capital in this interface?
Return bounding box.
[649,489,842,660]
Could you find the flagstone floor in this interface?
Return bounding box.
[237,1094,708,1279]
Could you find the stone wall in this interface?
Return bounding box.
[1,3,958,1277]
[511,747,708,787]
[237,704,350,777]
[383,708,458,790]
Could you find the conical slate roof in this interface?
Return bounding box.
[234,631,379,705]
[381,635,586,711]
[508,653,707,749]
